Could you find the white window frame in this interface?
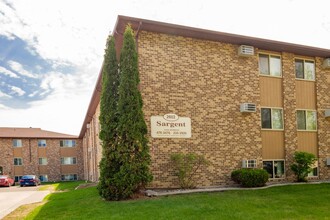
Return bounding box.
[14,157,23,166]
[296,109,317,131]
[261,107,284,130]
[61,174,78,181]
[308,160,318,177]
[14,176,23,182]
[13,139,22,147]
[263,160,285,179]
[61,157,77,165]
[295,58,315,81]
[38,157,48,165]
[258,53,282,77]
[60,140,76,147]
[38,140,47,147]
[39,175,49,182]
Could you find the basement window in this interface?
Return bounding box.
[263,160,285,178]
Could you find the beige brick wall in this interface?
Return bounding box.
[281,52,299,181]
[138,32,262,188]
[316,57,330,180]
[81,30,330,188]
[82,103,101,182]
[0,138,83,181]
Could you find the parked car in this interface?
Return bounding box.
[0,175,15,187]
[19,175,41,187]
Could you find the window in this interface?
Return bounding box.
[261,108,283,129]
[39,175,48,182]
[38,140,47,147]
[61,174,78,181]
[308,161,318,177]
[296,110,317,131]
[263,160,285,178]
[295,59,315,80]
[14,176,23,182]
[14,158,23,166]
[60,140,76,147]
[39,158,48,165]
[61,157,77,165]
[13,139,22,147]
[259,54,282,77]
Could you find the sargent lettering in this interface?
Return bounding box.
[151,115,191,138]
[156,121,186,128]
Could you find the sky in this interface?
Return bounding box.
[1,0,330,136]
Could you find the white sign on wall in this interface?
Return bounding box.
[151,113,191,138]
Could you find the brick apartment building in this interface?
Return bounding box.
[80,15,330,188]
[0,127,83,182]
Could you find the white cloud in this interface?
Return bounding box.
[0,90,12,98]
[0,66,20,78]
[10,85,25,96]
[0,103,12,110]
[0,0,330,136]
[28,91,38,97]
[8,60,38,78]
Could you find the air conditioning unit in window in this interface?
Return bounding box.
[323,58,330,69]
[240,103,256,113]
[325,109,330,118]
[242,159,257,168]
[326,158,330,166]
[238,45,254,57]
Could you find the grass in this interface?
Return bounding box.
[25,182,330,220]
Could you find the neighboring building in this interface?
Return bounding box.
[0,127,83,182]
[80,15,330,188]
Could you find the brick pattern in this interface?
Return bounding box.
[0,139,13,176]
[138,32,262,188]
[316,57,330,180]
[281,52,298,181]
[0,138,83,181]
[81,30,330,188]
[82,103,101,182]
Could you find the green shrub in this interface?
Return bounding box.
[231,169,242,184]
[170,153,208,189]
[231,169,269,187]
[291,151,317,182]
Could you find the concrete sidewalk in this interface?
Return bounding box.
[0,190,50,219]
[145,181,330,197]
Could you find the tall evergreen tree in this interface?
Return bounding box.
[97,36,120,199]
[114,25,153,199]
[98,26,153,201]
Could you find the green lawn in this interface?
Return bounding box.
[26,182,330,220]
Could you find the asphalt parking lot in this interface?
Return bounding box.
[0,185,50,219]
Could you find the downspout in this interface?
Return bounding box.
[135,21,142,51]
[29,139,32,162]
[93,119,98,181]
[85,129,89,182]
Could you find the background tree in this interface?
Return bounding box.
[114,24,153,199]
[97,36,120,200]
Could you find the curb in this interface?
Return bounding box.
[144,181,330,197]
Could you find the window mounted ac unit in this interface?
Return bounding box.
[240,103,256,113]
[242,159,257,168]
[323,58,330,69]
[326,158,330,166]
[325,109,330,118]
[238,45,254,57]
